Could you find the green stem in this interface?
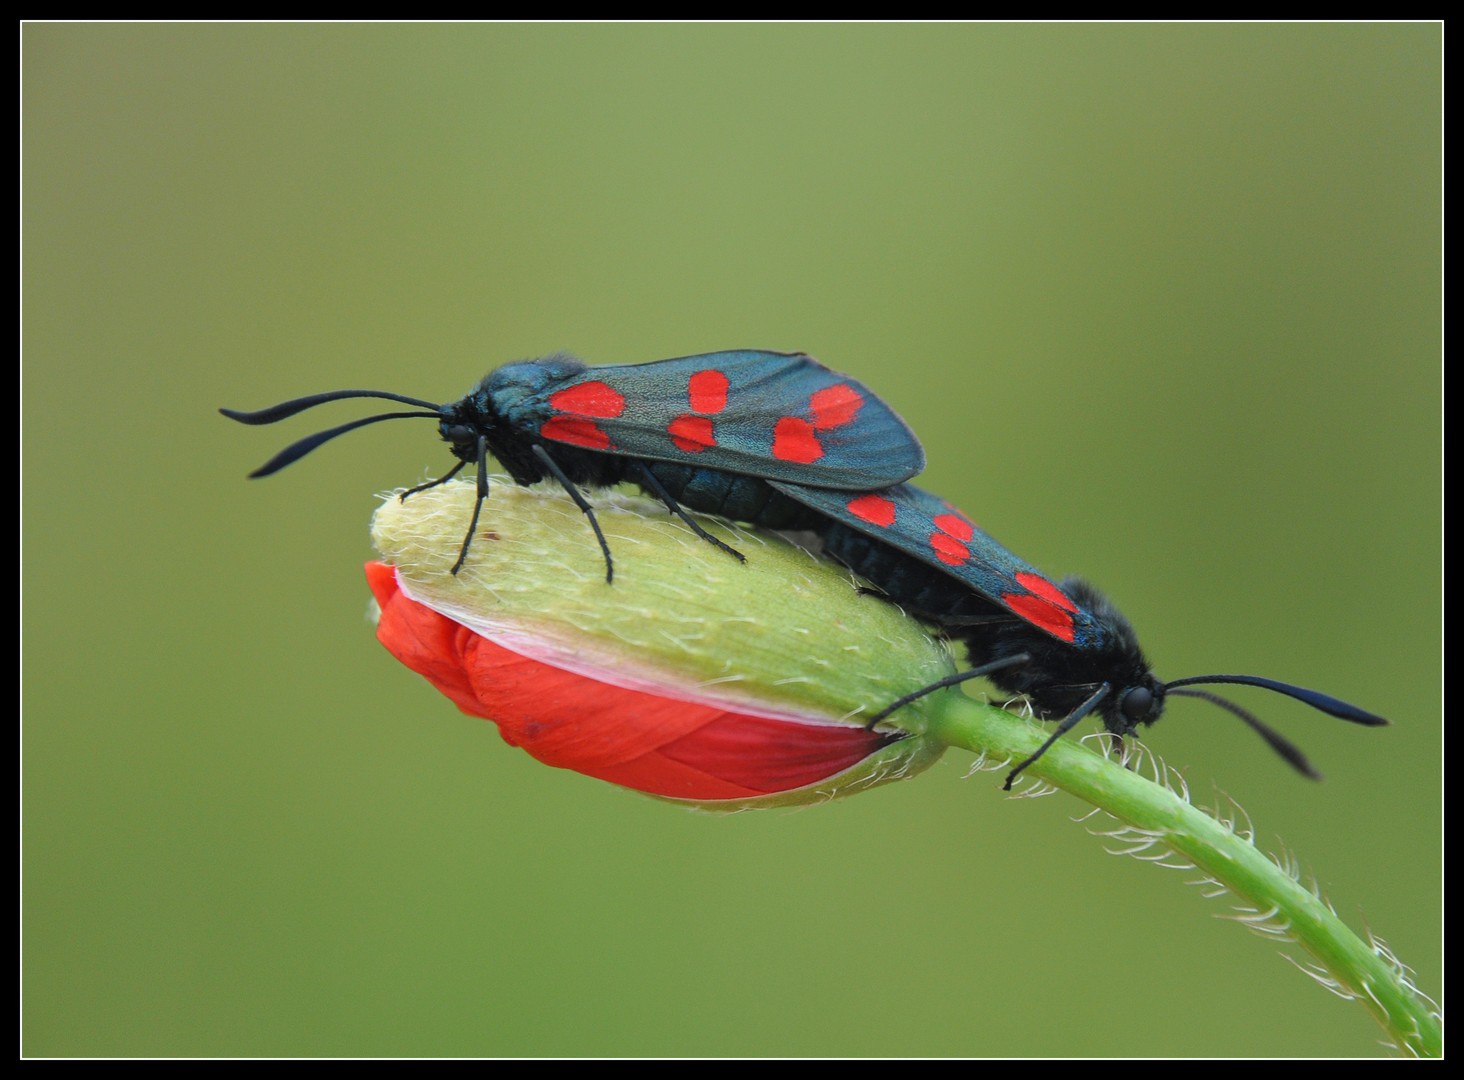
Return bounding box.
[927,694,1442,1058]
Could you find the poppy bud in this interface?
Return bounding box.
[367,481,956,809]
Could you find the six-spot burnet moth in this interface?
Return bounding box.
[221,350,924,581]
[769,481,1387,787]
[224,349,1386,783]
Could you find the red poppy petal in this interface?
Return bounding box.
[368,561,483,716]
[456,641,716,768]
[592,745,768,801]
[654,712,890,794]
[367,562,895,802]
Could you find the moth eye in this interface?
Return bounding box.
[442,424,474,442]
[1120,686,1155,724]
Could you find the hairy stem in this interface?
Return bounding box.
[927,694,1441,1057]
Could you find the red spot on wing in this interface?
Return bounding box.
[846,494,897,527]
[1003,592,1078,642]
[772,417,823,463]
[929,531,970,566]
[541,416,612,450]
[1014,572,1078,613]
[933,513,974,542]
[688,370,729,414]
[667,414,716,453]
[808,384,863,430]
[942,501,980,529]
[548,381,627,418]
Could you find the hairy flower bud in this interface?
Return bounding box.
[368,480,956,809]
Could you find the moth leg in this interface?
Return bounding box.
[864,653,1032,731]
[632,461,746,564]
[1002,682,1112,790]
[400,458,467,502]
[449,437,491,576]
[531,444,615,584]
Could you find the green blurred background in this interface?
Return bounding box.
[24,24,1439,1057]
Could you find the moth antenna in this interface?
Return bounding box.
[1163,674,1387,727]
[234,411,441,478]
[220,388,442,425]
[1167,687,1321,780]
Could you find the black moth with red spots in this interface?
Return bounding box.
[221,350,924,581]
[776,480,1388,787]
[223,350,1386,785]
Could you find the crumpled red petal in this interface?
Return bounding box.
[367,562,894,801]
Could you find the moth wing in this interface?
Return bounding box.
[771,480,1106,647]
[533,350,925,488]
